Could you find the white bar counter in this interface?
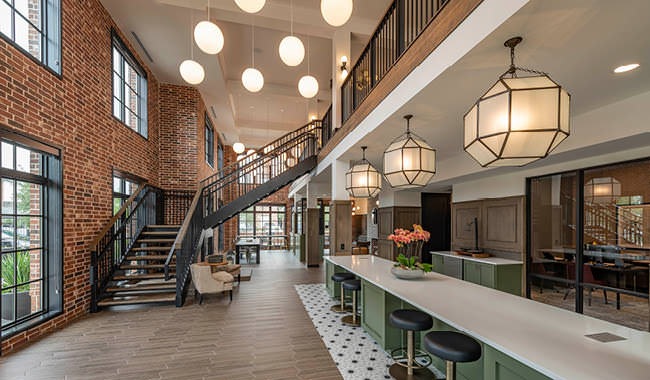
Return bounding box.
[431,250,522,265]
[325,255,650,380]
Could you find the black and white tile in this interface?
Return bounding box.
[295,283,443,380]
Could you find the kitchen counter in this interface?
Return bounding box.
[432,250,522,265]
[325,255,650,380]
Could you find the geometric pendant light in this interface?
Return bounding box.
[346,146,382,198]
[383,115,436,188]
[463,36,571,167]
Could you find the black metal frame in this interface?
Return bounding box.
[383,115,436,188]
[346,146,381,198]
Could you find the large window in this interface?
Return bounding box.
[112,33,148,138]
[528,158,650,331]
[0,0,61,74]
[237,204,286,248]
[1,133,62,337]
[205,114,214,167]
[112,174,138,215]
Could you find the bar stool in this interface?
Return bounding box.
[388,309,433,380]
[330,272,355,313]
[424,331,481,380]
[340,279,361,327]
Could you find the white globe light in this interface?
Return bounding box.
[242,68,264,92]
[320,0,353,27]
[179,59,205,85]
[298,75,319,99]
[234,0,265,13]
[278,36,305,66]
[193,21,224,55]
[233,142,246,154]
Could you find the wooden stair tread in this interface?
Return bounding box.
[120,264,175,270]
[97,293,176,306]
[147,225,181,228]
[131,246,173,251]
[106,283,176,292]
[141,231,178,235]
[125,255,169,261]
[136,238,176,243]
[113,273,172,280]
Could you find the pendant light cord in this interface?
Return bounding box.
[307,36,310,75]
[251,16,255,68]
[190,11,194,60]
[290,0,294,36]
[500,37,547,79]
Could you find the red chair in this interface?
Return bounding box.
[531,262,557,294]
[563,262,608,306]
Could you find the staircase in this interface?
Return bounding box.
[97,225,179,307]
[90,120,324,311]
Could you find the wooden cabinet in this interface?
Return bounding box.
[484,346,551,380]
[377,206,421,260]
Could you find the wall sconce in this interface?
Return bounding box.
[340,55,348,79]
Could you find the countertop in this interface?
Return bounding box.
[431,250,522,265]
[325,255,650,380]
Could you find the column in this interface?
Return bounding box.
[330,159,352,255]
[377,188,422,260]
[305,182,328,267]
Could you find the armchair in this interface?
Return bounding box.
[190,263,234,304]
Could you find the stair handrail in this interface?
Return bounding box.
[89,183,146,251]
[165,187,202,280]
[201,120,322,185]
[89,184,160,312]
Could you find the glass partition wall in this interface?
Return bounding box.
[528,159,650,331]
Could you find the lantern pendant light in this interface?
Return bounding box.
[298,37,319,98]
[321,0,353,27]
[346,146,382,198]
[235,0,266,14]
[463,36,570,167]
[180,11,205,85]
[242,17,264,92]
[194,0,224,55]
[279,1,305,67]
[383,115,436,188]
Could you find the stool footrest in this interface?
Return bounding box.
[341,314,360,327]
[388,364,436,380]
[390,347,432,370]
[330,304,353,313]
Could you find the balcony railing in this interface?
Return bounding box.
[341,0,450,123]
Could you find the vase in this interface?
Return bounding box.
[391,266,425,280]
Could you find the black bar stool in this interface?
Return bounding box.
[340,279,361,327]
[388,309,433,380]
[330,272,355,313]
[424,331,482,380]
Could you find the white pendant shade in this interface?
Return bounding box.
[383,116,436,189]
[320,0,353,27]
[179,59,205,85]
[463,75,570,167]
[279,36,305,66]
[298,75,319,98]
[233,142,246,154]
[235,0,265,13]
[346,162,382,198]
[242,67,264,92]
[193,21,224,55]
[585,177,621,204]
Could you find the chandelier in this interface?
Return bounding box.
[346,146,381,198]
[383,115,436,188]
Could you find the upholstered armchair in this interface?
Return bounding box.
[190,263,234,304]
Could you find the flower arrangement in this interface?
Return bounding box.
[388,224,433,273]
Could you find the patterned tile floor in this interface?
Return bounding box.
[295,284,444,380]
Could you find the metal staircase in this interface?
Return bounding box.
[90,121,323,310]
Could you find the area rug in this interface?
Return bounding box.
[294,283,445,380]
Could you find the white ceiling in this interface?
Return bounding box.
[100,0,392,147]
[334,0,650,190]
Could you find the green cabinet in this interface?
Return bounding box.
[432,254,463,279]
[484,346,551,380]
[421,319,484,380]
[463,261,521,296]
[361,280,403,351]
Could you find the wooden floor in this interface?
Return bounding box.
[0,251,342,380]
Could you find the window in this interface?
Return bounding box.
[205,114,214,167]
[112,174,138,215]
[1,133,62,337]
[112,33,148,138]
[0,0,61,74]
[237,204,287,248]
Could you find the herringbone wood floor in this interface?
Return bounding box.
[0,251,342,380]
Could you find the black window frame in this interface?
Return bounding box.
[0,0,62,76]
[111,31,148,138]
[205,114,214,167]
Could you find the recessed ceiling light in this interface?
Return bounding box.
[614,63,640,73]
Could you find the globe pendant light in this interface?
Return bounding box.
[234,0,265,13]
[383,115,436,188]
[278,1,304,67]
[242,18,264,92]
[346,146,382,198]
[463,36,570,167]
[298,38,319,98]
[179,12,205,85]
[193,1,223,55]
[321,0,353,27]
[233,142,246,154]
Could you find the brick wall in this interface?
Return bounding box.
[0,0,220,354]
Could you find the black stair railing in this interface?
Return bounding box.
[89,184,161,312]
[341,0,451,124]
